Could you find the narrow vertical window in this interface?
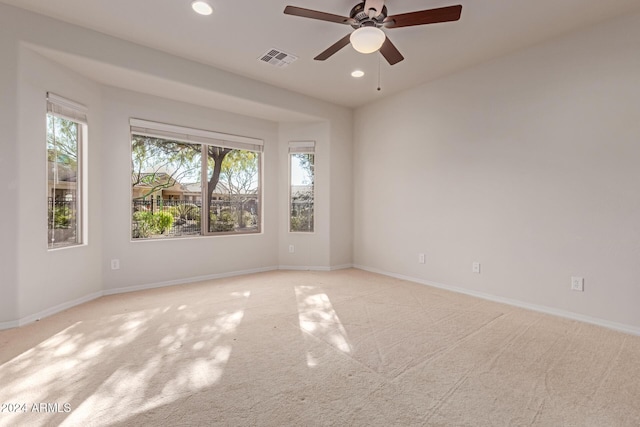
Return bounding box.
[47,93,87,249]
[289,141,315,233]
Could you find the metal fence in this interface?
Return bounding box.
[132,197,259,238]
[290,199,314,232]
[48,197,77,229]
[48,197,78,247]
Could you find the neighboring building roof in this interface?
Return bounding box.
[291,184,313,196]
[48,161,76,183]
[132,172,252,196]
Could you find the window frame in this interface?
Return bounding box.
[130,119,263,241]
[46,93,88,250]
[288,141,315,234]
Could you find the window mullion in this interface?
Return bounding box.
[201,144,208,236]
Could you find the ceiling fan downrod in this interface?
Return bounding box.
[349,2,387,29]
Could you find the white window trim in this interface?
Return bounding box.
[288,140,315,154]
[47,92,88,124]
[130,119,263,240]
[46,93,88,250]
[288,141,315,234]
[130,118,263,153]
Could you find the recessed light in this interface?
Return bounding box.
[351,70,365,78]
[191,0,213,16]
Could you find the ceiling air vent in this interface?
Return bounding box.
[258,48,298,68]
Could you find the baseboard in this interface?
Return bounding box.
[278,265,331,271]
[17,264,627,337]
[2,266,280,330]
[0,264,350,331]
[0,320,19,330]
[14,290,103,329]
[277,264,353,272]
[329,264,354,271]
[103,266,279,296]
[354,264,640,337]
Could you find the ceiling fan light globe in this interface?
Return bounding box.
[350,27,385,54]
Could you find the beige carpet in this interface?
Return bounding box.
[1,269,639,426]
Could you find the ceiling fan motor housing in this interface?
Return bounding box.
[349,2,387,29]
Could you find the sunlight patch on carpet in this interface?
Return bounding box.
[295,285,352,360]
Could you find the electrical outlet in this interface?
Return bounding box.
[472,262,481,273]
[571,276,584,292]
[418,253,425,264]
[289,245,295,253]
[111,259,120,270]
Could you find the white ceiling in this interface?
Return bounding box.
[3,0,640,108]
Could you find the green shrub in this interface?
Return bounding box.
[132,211,154,238]
[241,211,254,227]
[132,210,173,236]
[167,206,180,219]
[153,211,174,234]
[168,203,198,222]
[183,203,199,220]
[133,210,153,223]
[211,211,235,232]
[290,213,313,232]
[49,205,73,229]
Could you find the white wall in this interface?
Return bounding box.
[354,12,640,330]
[329,115,354,268]
[0,3,354,326]
[0,29,19,326]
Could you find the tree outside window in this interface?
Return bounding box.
[290,152,314,233]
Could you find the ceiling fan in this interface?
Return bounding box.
[284,0,462,65]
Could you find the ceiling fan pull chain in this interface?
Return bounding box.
[377,55,382,91]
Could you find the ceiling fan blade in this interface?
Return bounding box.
[384,5,462,29]
[284,6,354,25]
[379,36,404,65]
[314,33,352,61]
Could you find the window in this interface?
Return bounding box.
[47,93,87,249]
[289,141,315,233]
[130,119,262,240]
